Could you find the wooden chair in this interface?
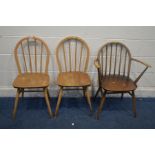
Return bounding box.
[94,42,151,119]
[12,36,53,119]
[55,36,93,117]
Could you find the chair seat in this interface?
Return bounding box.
[13,73,50,88]
[57,71,91,87]
[101,75,137,92]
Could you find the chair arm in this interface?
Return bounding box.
[131,58,151,68]
[131,58,151,84]
[94,59,100,69]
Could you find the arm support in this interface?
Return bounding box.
[94,59,100,69]
[131,58,151,84]
[94,58,102,86]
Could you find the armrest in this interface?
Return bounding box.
[131,58,151,68]
[131,58,151,84]
[94,59,100,69]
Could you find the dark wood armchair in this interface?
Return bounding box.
[94,42,151,119]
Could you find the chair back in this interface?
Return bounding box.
[56,36,90,72]
[14,36,50,74]
[97,42,132,78]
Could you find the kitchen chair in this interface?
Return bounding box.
[12,36,53,119]
[94,42,151,119]
[55,36,93,117]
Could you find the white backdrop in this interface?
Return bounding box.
[0,26,154,97]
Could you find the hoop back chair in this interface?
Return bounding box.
[55,36,93,116]
[94,42,151,119]
[12,36,53,119]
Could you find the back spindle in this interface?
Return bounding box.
[27,38,32,73]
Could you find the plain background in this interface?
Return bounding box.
[0,0,155,155]
[0,26,154,97]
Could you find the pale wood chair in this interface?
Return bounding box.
[55,36,93,117]
[94,42,151,119]
[12,36,53,119]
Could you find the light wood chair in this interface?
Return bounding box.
[12,36,53,119]
[55,36,93,117]
[94,42,151,119]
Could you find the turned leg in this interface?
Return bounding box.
[121,93,124,100]
[94,87,101,101]
[132,91,136,117]
[84,87,93,113]
[96,91,107,120]
[44,88,53,118]
[47,88,51,99]
[21,88,24,99]
[83,89,86,97]
[55,87,63,117]
[12,88,21,119]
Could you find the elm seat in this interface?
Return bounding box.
[13,73,50,88]
[57,72,91,87]
[101,75,137,92]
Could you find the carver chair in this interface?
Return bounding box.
[12,36,53,119]
[55,36,93,117]
[94,42,151,119]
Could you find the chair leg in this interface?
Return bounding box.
[96,91,107,120]
[44,88,53,118]
[12,88,21,119]
[55,87,63,117]
[132,91,136,117]
[47,88,51,99]
[121,93,124,100]
[84,87,93,113]
[94,87,101,101]
[83,89,86,97]
[21,88,24,99]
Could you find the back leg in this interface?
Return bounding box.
[121,93,124,100]
[12,88,21,120]
[94,87,101,102]
[84,87,93,113]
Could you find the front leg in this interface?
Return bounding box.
[83,86,93,113]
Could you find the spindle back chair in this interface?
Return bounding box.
[12,36,53,119]
[55,36,92,117]
[94,41,151,119]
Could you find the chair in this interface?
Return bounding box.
[55,36,93,117]
[12,36,53,119]
[94,42,151,119]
